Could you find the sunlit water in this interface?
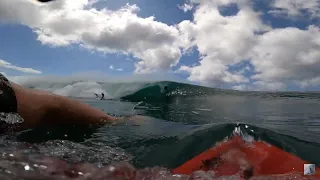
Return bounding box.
[0,81,320,179]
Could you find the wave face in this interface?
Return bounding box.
[18,79,320,102]
[16,79,221,101]
[19,80,171,99]
[20,80,148,99]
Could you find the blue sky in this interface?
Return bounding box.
[0,0,319,91]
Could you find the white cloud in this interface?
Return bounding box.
[178,0,320,90]
[178,57,248,86]
[189,0,253,9]
[269,0,320,18]
[251,26,320,88]
[109,65,123,71]
[231,25,320,91]
[298,77,320,88]
[232,84,247,91]
[177,0,269,86]
[232,81,287,91]
[0,59,42,74]
[0,0,182,74]
[178,3,194,13]
[252,81,287,91]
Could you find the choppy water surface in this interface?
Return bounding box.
[1,81,320,179]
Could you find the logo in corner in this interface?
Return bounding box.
[304,164,315,175]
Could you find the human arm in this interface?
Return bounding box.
[10,82,118,129]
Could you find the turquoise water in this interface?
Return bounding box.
[1,81,320,179]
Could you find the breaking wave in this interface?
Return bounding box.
[14,78,222,101]
[13,77,320,103]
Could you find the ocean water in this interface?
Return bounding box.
[1,80,320,179]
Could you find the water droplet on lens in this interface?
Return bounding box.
[108,166,115,172]
[24,165,30,171]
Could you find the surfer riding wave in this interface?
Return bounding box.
[94,93,105,100]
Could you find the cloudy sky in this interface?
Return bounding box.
[0,0,319,91]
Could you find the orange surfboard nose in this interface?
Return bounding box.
[172,136,320,178]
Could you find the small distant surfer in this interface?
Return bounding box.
[164,86,169,96]
[94,93,105,100]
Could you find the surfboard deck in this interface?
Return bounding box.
[172,136,320,179]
